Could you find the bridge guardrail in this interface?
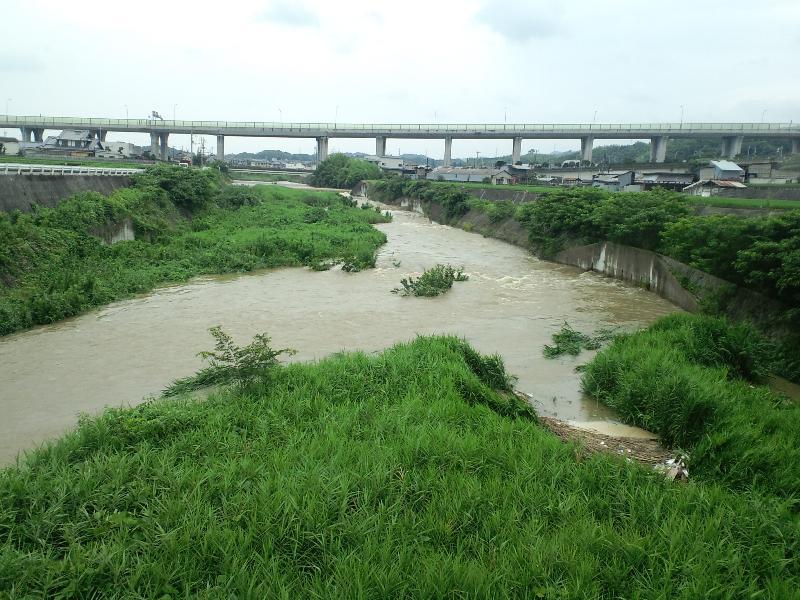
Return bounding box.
[0,164,144,176]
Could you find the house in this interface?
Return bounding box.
[0,137,20,156]
[592,170,635,192]
[95,141,139,159]
[41,130,104,156]
[743,161,774,181]
[428,167,498,183]
[491,167,514,185]
[698,160,745,182]
[682,179,747,197]
[636,171,695,191]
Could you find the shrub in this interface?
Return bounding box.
[393,264,468,297]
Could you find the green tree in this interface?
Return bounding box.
[590,190,690,250]
[310,154,382,188]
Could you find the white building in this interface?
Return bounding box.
[698,160,745,182]
[429,167,495,183]
[682,179,747,197]
[96,141,139,159]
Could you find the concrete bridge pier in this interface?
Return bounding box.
[316,136,329,162]
[512,137,522,164]
[580,136,594,162]
[792,139,799,154]
[721,135,743,158]
[150,132,159,159]
[216,135,225,162]
[443,137,453,167]
[90,130,107,142]
[159,132,169,161]
[375,136,386,157]
[650,136,668,163]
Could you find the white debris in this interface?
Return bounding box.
[654,456,689,482]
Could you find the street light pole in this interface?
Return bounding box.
[173,104,177,121]
[3,98,9,137]
[680,105,684,126]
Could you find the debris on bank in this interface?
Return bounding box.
[538,415,672,465]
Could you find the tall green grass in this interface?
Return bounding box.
[0,171,390,335]
[582,313,800,500]
[1,336,798,597]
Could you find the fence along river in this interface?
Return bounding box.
[0,201,678,464]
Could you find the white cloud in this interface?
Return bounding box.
[0,55,44,72]
[0,0,797,156]
[258,2,319,27]
[475,0,564,42]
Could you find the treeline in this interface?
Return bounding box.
[0,166,390,335]
[310,154,382,188]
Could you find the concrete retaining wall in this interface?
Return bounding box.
[0,175,132,212]
[554,242,700,311]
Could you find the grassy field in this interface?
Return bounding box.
[582,313,800,500]
[687,195,800,210]
[0,170,390,336]
[0,155,152,169]
[1,335,798,597]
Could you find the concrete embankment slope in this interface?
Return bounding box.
[0,175,132,212]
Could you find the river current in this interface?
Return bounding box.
[0,201,678,463]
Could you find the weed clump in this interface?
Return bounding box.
[163,326,296,396]
[392,264,468,297]
[543,322,616,358]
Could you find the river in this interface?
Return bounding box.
[0,201,679,464]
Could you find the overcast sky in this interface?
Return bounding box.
[3,0,799,157]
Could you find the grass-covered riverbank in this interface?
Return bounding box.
[2,335,799,597]
[0,166,390,335]
[583,313,800,502]
[370,179,800,380]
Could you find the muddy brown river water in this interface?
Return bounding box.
[0,202,680,464]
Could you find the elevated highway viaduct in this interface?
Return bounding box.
[3,115,798,165]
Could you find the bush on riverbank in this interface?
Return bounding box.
[582,313,800,500]
[2,336,798,597]
[0,167,391,336]
[392,264,468,297]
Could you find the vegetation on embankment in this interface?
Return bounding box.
[0,165,390,336]
[582,313,800,502]
[371,178,800,379]
[310,153,382,188]
[2,335,800,597]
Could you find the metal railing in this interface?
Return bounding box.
[0,163,143,176]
